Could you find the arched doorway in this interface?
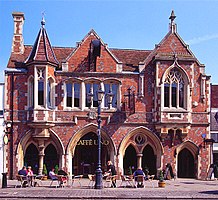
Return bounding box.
[123,145,137,175]
[73,132,110,176]
[24,143,39,174]
[178,148,195,178]
[142,145,156,175]
[44,144,59,174]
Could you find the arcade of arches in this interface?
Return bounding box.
[17,126,198,178]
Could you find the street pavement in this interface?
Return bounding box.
[0,178,218,199]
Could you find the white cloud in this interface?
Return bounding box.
[186,34,218,45]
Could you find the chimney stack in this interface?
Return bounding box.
[12,12,25,54]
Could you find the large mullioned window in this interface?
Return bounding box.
[164,67,184,108]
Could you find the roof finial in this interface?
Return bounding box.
[169,10,177,33]
[41,11,46,27]
[169,10,176,23]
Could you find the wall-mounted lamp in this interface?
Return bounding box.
[3,121,12,145]
[201,133,214,148]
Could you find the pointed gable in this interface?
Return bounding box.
[144,11,201,66]
[66,29,120,73]
[26,20,59,67]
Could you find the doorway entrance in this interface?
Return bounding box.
[123,145,137,175]
[178,148,195,178]
[73,132,110,176]
[142,145,156,175]
[24,143,39,174]
[44,144,59,174]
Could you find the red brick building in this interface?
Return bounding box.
[5,11,211,179]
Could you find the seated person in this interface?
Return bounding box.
[18,166,27,176]
[26,166,34,186]
[58,168,68,176]
[133,167,145,187]
[18,166,28,187]
[49,168,58,180]
[58,168,68,183]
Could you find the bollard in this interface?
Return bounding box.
[2,173,7,188]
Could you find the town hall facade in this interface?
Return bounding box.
[4,11,211,179]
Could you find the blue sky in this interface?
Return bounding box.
[1,0,218,84]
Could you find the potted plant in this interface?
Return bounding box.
[54,164,59,174]
[42,164,48,180]
[158,170,166,188]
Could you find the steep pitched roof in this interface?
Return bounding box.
[143,12,203,67]
[25,20,59,66]
[65,29,120,64]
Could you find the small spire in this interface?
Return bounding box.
[169,10,176,23]
[169,10,177,33]
[41,11,45,27]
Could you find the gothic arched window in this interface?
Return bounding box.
[164,67,185,108]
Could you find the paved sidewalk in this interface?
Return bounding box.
[0,178,218,199]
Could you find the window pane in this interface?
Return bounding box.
[104,84,110,107]
[179,82,184,108]
[66,83,72,107]
[74,83,80,107]
[93,83,99,107]
[85,83,91,107]
[30,79,34,107]
[171,82,177,107]
[38,80,44,105]
[47,81,51,107]
[164,83,169,107]
[112,84,118,108]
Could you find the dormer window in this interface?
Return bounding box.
[164,67,185,108]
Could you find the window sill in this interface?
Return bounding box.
[162,107,188,113]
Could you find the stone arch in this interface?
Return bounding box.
[15,128,65,174]
[176,140,199,178]
[118,126,164,174]
[66,123,116,175]
[161,60,190,85]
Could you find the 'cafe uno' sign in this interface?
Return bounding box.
[77,139,109,146]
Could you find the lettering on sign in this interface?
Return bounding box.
[77,139,109,146]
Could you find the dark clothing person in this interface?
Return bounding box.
[107,161,117,188]
[18,167,27,176]
[58,169,68,183]
[133,168,145,188]
[18,166,28,187]
[164,163,174,180]
[58,169,68,176]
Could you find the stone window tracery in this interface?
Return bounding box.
[164,67,185,108]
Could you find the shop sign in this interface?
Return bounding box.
[77,139,109,146]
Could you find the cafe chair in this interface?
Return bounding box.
[135,175,145,188]
[57,175,68,188]
[88,174,95,188]
[15,175,29,188]
[49,176,59,188]
[146,175,155,188]
[120,175,135,188]
[71,175,83,187]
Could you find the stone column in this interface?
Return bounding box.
[137,153,143,169]
[38,139,45,175]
